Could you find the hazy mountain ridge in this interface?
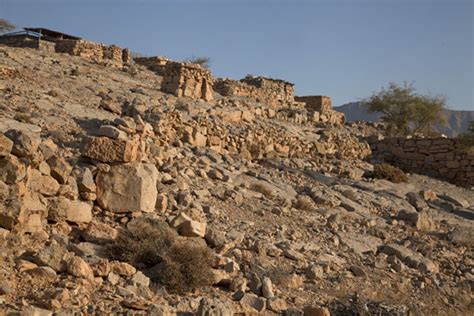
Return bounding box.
[335,102,474,137]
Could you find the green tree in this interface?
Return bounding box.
[364,82,446,136]
[0,19,15,33]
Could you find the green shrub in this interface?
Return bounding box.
[369,163,408,183]
[107,218,214,294]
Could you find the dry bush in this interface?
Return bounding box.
[150,240,215,293]
[369,163,408,183]
[107,218,214,293]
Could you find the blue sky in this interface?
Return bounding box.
[2,0,473,110]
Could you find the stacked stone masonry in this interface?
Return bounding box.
[54,39,131,64]
[0,34,56,52]
[295,96,345,125]
[214,76,294,107]
[371,137,474,187]
[161,61,214,101]
[134,56,170,75]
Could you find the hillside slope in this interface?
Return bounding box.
[335,102,474,137]
[0,46,473,315]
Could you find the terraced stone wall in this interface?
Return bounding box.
[371,137,474,187]
[55,39,130,64]
[214,76,294,107]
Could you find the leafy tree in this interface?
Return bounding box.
[0,19,15,33]
[186,56,210,69]
[364,82,446,136]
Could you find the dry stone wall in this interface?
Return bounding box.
[295,96,345,125]
[371,137,474,187]
[161,61,214,101]
[0,35,55,52]
[55,39,130,65]
[134,56,169,75]
[214,76,294,107]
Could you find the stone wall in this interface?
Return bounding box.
[55,39,130,64]
[295,96,345,125]
[295,95,332,112]
[0,34,55,52]
[134,56,169,75]
[371,137,474,187]
[214,76,294,107]
[161,61,214,101]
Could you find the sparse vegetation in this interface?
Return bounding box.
[107,218,214,294]
[186,56,211,69]
[0,18,15,33]
[368,163,408,183]
[364,82,446,136]
[459,121,474,149]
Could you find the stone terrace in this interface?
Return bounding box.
[371,137,474,187]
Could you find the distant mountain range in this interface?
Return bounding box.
[335,102,474,137]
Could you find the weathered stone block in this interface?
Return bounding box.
[96,163,158,213]
[82,136,139,163]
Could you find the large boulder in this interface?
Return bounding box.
[96,163,158,213]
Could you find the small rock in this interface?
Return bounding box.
[0,280,14,294]
[111,261,136,276]
[306,264,324,279]
[240,293,266,312]
[5,129,40,158]
[0,154,27,184]
[0,133,13,157]
[131,271,150,287]
[107,272,120,285]
[67,256,94,279]
[155,193,168,212]
[48,197,93,223]
[267,298,288,312]
[262,277,274,299]
[25,266,57,281]
[349,265,366,278]
[47,156,72,184]
[197,297,233,316]
[78,167,96,193]
[283,249,305,261]
[171,212,206,238]
[31,240,67,272]
[97,125,128,140]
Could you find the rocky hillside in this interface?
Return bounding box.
[0,46,473,315]
[335,102,474,137]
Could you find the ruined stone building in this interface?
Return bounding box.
[295,95,345,125]
[134,56,170,76]
[214,76,295,107]
[0,27,77,52]
[0,27,131,65]
[160,61,214,101]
